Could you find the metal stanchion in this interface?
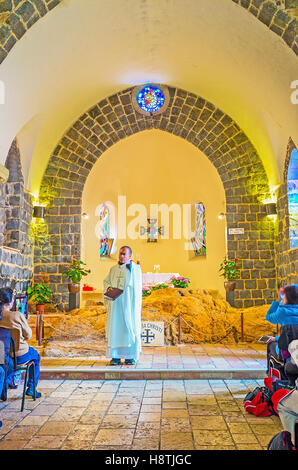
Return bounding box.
[36,313,44,347]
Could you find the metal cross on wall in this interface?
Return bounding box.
[139,218,164,243]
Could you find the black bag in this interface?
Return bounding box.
[272,379,295,393]
[267,431,295,450]
[269,355,287,381]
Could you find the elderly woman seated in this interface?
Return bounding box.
[0,287,42,399]
[265,284,298,375]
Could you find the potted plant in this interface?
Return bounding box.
[27,275,53,314]
[62,260,91,293]
[170,276,191,289]
[219,257,240,291]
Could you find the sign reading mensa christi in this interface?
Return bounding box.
[141,321,164,346]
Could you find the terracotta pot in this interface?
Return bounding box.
[36,304,45,314]
[224,281,236,292]
[68,283,80,294]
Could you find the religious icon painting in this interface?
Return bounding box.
[100,238,114,257]
[192,202,206,256]
[98,203,113,258]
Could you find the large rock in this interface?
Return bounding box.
[42,288,276,357]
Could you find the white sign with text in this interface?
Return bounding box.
[141,321,164,346]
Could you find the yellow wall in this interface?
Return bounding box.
[82,130,227,296]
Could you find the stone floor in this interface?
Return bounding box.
[40,343,267,368]
[0,378,283,450]
[38,343,268,381]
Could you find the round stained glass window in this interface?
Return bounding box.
[132,84,169,116]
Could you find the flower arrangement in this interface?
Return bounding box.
[219,257,240,280]
[27,274,53,305]
[142,287,151,298]
[170,276,191,288]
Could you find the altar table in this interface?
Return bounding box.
[142,273,180,287]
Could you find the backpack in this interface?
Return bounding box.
[269,355,287,381]
[244,387,277,417]
[264,375,294,393]
[267,431,296,450]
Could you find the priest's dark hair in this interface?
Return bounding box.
[120,245,132,255]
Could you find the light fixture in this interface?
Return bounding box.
[265,202,277,216]
[82,212,89,219]
[218,212,226,220]
[32,206,45,218]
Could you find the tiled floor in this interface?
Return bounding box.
[0,378,282,450]
[39,343,268,374]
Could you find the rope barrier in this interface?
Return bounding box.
[171,314,241,343]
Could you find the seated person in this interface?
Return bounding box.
[0,287,42,399]
[285,339,298,386]
[265,285,298,373]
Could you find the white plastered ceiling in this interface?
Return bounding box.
[0,0,297,193]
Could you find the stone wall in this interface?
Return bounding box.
[0,1,297,65]
[276,138,298,287]
[0,139,33,293]
[35,86,277,311]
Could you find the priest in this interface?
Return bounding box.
[103,246,142,365]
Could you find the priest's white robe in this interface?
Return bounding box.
[104,261,142,360]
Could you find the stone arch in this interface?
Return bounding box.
[35,86,277,310]
[276,137,298,287]
[0,1,296,65]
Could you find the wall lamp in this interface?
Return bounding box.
[264,202,277,216]
[218,212,226,220]
[32,206,45,218]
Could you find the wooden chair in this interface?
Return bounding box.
[10,328,36,412]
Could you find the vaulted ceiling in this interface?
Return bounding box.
[0,0,297,192]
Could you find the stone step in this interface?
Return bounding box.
[40,367,267,381]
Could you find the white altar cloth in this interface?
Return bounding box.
[142,273,180,287]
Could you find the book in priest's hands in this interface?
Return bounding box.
[104,287,123,301]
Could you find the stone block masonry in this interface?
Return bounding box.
[0,139,33,293]
[36,86,277,311]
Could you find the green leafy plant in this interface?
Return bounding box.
[62,260,91,283]
[170,276,191,288]
[27,275,53,305]
[219,257,240,280]
[151,283,169,291]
